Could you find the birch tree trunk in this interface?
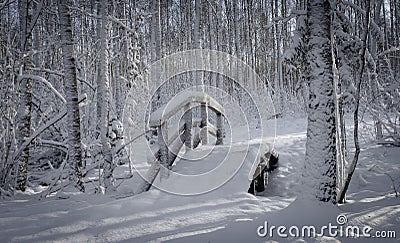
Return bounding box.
[57,0,85,192]
[97,0,114,192]
[0,34,16,193]
[303,0,337,204]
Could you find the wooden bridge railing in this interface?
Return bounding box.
[138,91,225,192]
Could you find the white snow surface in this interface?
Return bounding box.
[1,117,399,242]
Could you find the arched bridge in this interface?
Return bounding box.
[137,91,278,195]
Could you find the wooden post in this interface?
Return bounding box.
[216,112,223,145]
[158,122,169,174]
[184,103,192,149]
[200,102,208,145]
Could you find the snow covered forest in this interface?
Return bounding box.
[0,0,399,242]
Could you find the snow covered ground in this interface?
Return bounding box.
[0,117,399,242]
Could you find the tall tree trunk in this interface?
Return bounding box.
[16,0,33,192]
[0,28,16,193]
[371,0,383,140]
[150,0,161,63]
[112,0,123,120]
[337,81,347,194]
[57,0,85,192]
[193,0,201,88]
[232,0,241,59]
[303,0,337,204]
[150,0,161,109]
[97,0,114,193]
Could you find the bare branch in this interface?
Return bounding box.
[0,0,15,11]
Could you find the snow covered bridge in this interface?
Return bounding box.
[136,91,277,195]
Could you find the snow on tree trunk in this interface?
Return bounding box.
[331,5,345,198]
[232,0,241,59]
[15,0,33,192]
[150,0,161,63]
[370,1,384,140]
[113,31,122,120]
[150,0,161,109]
[303,0,337,204]
[57,0,85,192]
[97,0,114,193]
[208,3,217,96]
[193,0,201,88]
[336,79,346,195]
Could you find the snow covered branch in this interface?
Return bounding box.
[31,68,95,91]
[17,74,66,103]
[12,96,86,163]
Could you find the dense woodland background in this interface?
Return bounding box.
[0,0,399,198]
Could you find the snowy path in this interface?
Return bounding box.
[0,187,291,242]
